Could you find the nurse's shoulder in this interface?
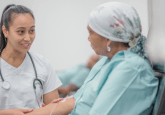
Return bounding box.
[27,51,51,66]
[27,51,54,77]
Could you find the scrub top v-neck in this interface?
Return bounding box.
[1,53,28,77]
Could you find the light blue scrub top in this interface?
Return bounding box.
[70,50,158,115]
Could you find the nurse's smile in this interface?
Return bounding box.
[21,43,30,48]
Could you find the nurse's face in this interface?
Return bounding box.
[3,13,35,53]
[87,25,109,56]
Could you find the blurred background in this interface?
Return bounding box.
[0,0,148,70]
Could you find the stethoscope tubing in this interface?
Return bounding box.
[27,52,43,89]
[0,51,43,107]
[27,52,44,108]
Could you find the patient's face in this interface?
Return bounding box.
[87,25,108,55]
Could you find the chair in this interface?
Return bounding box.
[151,72,165,115]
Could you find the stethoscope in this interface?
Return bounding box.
[0,52,43,107]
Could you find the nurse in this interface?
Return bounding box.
[25,2,158,115]
[0,4,62,110]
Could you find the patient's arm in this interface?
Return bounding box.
[26,97,75,115]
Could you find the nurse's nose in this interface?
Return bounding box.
[24,33,31,41]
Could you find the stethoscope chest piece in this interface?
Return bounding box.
[2,81,10,90]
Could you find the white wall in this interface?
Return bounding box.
[0,0,148,70]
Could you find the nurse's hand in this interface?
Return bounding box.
[42,98,64,107]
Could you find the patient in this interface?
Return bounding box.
[24,2,159,115]
[57,54,100,96]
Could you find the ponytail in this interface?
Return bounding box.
[0,4,15,54]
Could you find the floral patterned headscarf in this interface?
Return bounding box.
[88,2,146,58]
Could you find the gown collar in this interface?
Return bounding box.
[84,50,130,84]
[84,56,110,84]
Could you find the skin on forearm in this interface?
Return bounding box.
[26,98,75,115]
[43,89,59,105]
[0,110,8,115]
[0,109,33,115]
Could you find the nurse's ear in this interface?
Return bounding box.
[2,25,8,38]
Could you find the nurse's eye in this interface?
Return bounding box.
[17,30,24,34]
[29,29,35,34]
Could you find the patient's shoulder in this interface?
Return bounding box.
[124,51,151,72]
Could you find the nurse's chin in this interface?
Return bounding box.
[20,47,31,54]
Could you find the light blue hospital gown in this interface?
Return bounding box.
[70,50,159,115]
[57,64,90,88]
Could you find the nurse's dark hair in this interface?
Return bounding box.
[0,4,34,54]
